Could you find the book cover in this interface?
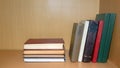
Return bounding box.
[102,13,116,62]
[92,20,104,63]
[24,49,65,55]
[24,38,64,49]
[25,38,64,44]
[24,54,64,58]
[78,21,89,62]
[82,20,98,62]
[24,57,65,62]
[96,13,111,62]
[96,13,116,62]
[69,23,85,62]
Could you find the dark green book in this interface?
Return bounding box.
[103,13,116,62]
[96,13,116,62]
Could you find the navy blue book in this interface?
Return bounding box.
[82,20,98,62]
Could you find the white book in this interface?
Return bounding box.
[24,44,63,49]
[78,21,89,62]
[24,58,65,62]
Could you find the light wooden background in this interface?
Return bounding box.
[0,0,99,50]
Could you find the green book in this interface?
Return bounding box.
[103,13,116,62]
[96,13,116,62]
[96,13,110,62]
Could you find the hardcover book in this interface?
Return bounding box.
[92,20,104,62]
[24,54,64,58]
[24,38,64,49]
[24,57,65,62]
[102,13,116,62]
[96,13,110,62]
[96,13,116,62]
[82,20,98,62]
[78,21,89,62]
[69,23,85,62]
[24,49,65,55]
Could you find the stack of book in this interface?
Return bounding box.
[69,13,116,63]
[23,38,65,62]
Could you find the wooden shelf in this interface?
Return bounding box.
[0,50,118,68]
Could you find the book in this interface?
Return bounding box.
[92,20,104,63]
[82,20,98,62]
[24,49,65,55]
[24,38,64,49]
[24,57,65,62]
[24,54,64,58]
[102,13,116,62]
[96,13,111,62]
[69,23,84,62]
[96,13,116,62]
[78,21,89,62]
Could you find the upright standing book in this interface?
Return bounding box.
[82,20,98,62]
[78,21,89,62]
[96,13,116,62]
[103,13,116,62]
[96,13,110,62]
[92,20,104,63]
[69,22,85,62]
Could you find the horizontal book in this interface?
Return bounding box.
[24,49,65,55]
[24,54,64,58]
[24,57,65,62]
[24,38,64,49]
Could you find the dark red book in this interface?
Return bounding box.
[92,20,104,62]
[24,38,64,49]
[25,38,64,44]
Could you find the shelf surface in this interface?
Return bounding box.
[0,50,118,68]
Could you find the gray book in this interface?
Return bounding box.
[69,22,85,62]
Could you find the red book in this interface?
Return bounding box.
[92,20,104,62]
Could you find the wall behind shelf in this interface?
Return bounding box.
[99,0,120,67]
[0,0,99,50]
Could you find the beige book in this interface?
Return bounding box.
[24,50,64,54]
[24,54,64,58]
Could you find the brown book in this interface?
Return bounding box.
[24,38,64,44]
[24,38,64,49]
[24,49,65,54]
[24,54,64,58]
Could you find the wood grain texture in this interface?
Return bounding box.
[99,0,120,67]
[0,0,99,50]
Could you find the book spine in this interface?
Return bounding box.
[78,21,89,62]
[96,14,110,62]
[92,20,104,62]
[82,20,98,62]
[102,13,116,62]
[69,23,78,62]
